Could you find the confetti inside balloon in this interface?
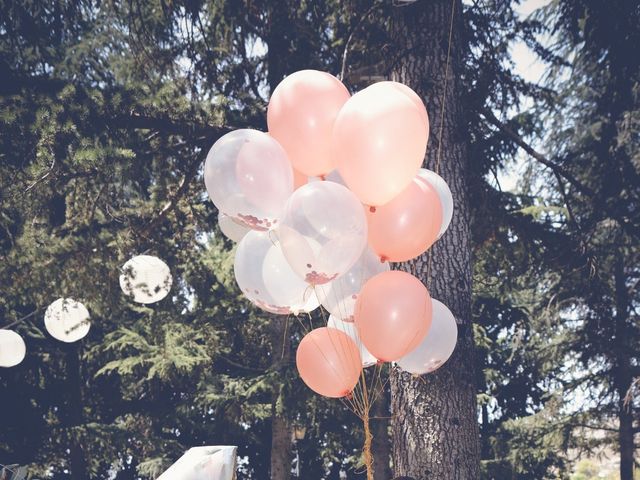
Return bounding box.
[44,298,91,343]
[119,255,172,304]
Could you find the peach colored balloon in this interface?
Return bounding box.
[364,81,429,135]
[333,87,427,206]
[293,169,308,190]
[296,327,362,398]
[268,70,351,177]
[366,176,442,262]
[355,271,432,362]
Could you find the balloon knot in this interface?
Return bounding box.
[369,206,376,213]
[380,255,388,263]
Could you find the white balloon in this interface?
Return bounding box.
[204,129,293,231]
[417,169,453,238]
[44,298,91,343]
[218,213,250,242]
[235,231,318,315]
[278,181,368,285]
[308,169,346,186]
[0,329,26,367]
[327,315,378,368]
[316,248,389,322]
[397,299,457,374]
[119,255,172,304]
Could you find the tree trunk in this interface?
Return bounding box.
[270,316,293,480]
[371,387,391,480]
[66,345,88,480]
[389,1,481,478]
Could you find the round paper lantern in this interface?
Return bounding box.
[204,129,293,230]
[355,270,432,362]
[268,70,350,176]
[44,298,91,343]
[327,315,378,367]
[218,213,250,242]
[333,86,427,206]
[316,248,389,322]
[296,327,362,398]
[0,329,26,367]
[234,231,318,315]
[397,299,457,374]
[278,181,367,285]
[366,175,442,262]
[417,169,453,238]
[119,255,172,304]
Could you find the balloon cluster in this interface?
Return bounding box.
[0,255,172,368]
[205,70,458,399]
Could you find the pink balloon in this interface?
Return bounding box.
[293,168,308,190]
[363,81,429,135]
[268,70,351,177]
[366,175,442,262]
[296,327,362,398]
[333,86,427,206]
[355,271,432,362]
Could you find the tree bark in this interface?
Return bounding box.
[371,387,392,480]
[270,317,293,480]
[389,1,481,478]
[66,345,88,480]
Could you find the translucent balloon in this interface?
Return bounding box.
[0,329,26,367]
[218,213,250,242]
[278,181,367,285]
[296,327,362,398]
[397,299,458,374]
[417,169,453,238]
[268,70,351,176]
[44,298,91,343]
[334,86,427,206]
[366,175,442,262]
[120,255,172,304]
[316,248,389,322]
[327,315,378,368]
[204,129,293,230]
[234,230,318,315]
[355,271,432,362]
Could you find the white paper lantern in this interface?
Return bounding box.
[327,315,378,368]
[0,329,26,367]
[44,298,91,343]
[119,255,172,304]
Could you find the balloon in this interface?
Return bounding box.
[204,129,293,230]
[218,213,250,242]
[417,169,453,238]
[397,299,458,374]
[363,81,429,134]
[333,86,427,206]
[327,315,378,368]
[366,175,442,262]
[296,327,362,398]
[267,70,351,176]
[293,169,309,190]
[44,298,91,342]
[234,230,318,315]
[355,271,432,362]
[278,181,367,285]
[316,248,389,322]
[120,255,172,304]
[0,330,26,367]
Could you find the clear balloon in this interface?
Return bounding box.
[355,271,432,362]
[296,326,362,398]
[234,230,318,315]
[0,329,26,367]
[363,81,429,135]
[278,181,368,285]
[366,175,442,262]
[268,70,351,176]
[44,298,91,343]
[218,213,250,242]
[120,255,172,304]
[327,315,378,368]
[417,169,453,238]
[333,86,427,206]
[316,248,389,322]
[397,299,457,374]
[204,129,293,230]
